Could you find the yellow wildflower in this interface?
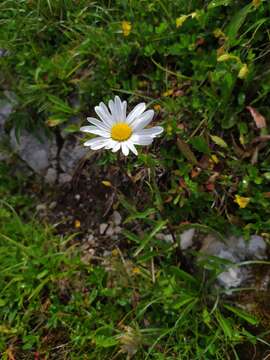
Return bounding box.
[238,63,249,79]
[234,195,250,209]
[121,21,132,36]
[176,15,188,28]
[74,219,81,228]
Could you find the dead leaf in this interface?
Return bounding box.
[246,106,267,129]
[177,138,198,165]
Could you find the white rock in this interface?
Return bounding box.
[36,204,47,212]
[156,233,174,243]
[105,224,115,237]
[100,223,108,235]
[247,235,267,259]
[112,211,122,225]
[180,228,195,250]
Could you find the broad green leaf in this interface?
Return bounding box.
[226,4,253,45]
[190,136,210,155]
[215,311,233,338]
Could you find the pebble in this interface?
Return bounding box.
[180,228,195,250]
[100,223,108,235]
[36,203,47,212]
[49,201,57,210]
[112,211,122,225]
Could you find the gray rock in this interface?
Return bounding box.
[45,167,58,184]
[180,228,195,250]
[10,128,57,175]
[112,211,122,226]
[226,235,267,260]
[59,135,88,175]
[199,233,267,289]
[58,173,72,184]
[0,93,15,137]
[100,223,108,235]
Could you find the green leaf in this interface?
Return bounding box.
[210,135,228,149]
[94,335,118,348]
[226,4,253,45]
[190,136,210,155]
[224,305,259,325]
[215,311,233,338]
[208,0,232,9]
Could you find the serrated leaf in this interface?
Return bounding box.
[210,135,228,148]
[190,136,210,155]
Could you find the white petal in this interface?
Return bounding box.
[121,142,129,156]
[108,100,117,120]
[86,117,110,130]
[130,134,153,146]
[126,103,146,124]
[134,126,163,138]
[112,142,121,152]
[122,100,127,121]
[131,110,154,131]
[114,96,124,121]
[99,102,114,125]
[95,105,113,127]
[80,126,110,138]
[104,139,118,149]
[126,140,138,155]
[83,137,107,150]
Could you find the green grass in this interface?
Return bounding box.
[0,164,268,359]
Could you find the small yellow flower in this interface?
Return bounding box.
[132,267,141,274]
[238,63,249,79]
[162,89,174,97]
[153,104,161,111]
[102,180,112,187]
[234,195,251,209]
[74,219,81,228]
[176,15,188,28]
[211,154,219,164]
[252,0,261,8]
[112,249,118,257]
[121,21,132,36]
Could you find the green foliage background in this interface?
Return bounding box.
[1,0,270,235]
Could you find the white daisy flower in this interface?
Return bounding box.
[80,96,163,156]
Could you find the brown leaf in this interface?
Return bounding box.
[177,138,198,165]
[246,106,267,129]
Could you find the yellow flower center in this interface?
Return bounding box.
[111,123,132,141]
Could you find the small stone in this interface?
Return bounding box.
[103,250,111,257]
[156,233,174,243]
[247,235,267,259]
[36,204,47,212]
[88,248,95,256]
[74,194,81,201]
[45,167,57,184]
[100,223,108,235]
[112,211,122,226]
[114,226,122,234]
[180,228,195,250]
[58,173,72,184]
[49,201,57,210]
[105,224,115,237]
